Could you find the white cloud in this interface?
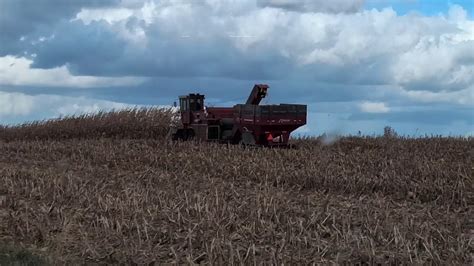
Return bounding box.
[75,7,134,25]
[0,91,34,116]
[293,124,310,135]
[257,0,365,13]
[359,101,390,113]
[400,86,474,105]
[448,4,468,21]
[0,56,146,88]
[391,33,474,92]
[0,91,134,120]
[73,2,161,44]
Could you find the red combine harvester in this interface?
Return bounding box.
[171,84,307,147]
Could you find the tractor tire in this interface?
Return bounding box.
[185,129,195,141]
[171,129,185,141]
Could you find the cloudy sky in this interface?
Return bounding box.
[0,0,473,136]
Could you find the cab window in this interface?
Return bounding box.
[196,98,203,111]
[180,98,188,112]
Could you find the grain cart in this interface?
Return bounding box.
[171,84,307,147]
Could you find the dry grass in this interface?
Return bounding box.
[0,109,472,264]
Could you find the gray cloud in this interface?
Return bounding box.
[257,0,365,13]
[28,11,293,80]
[0,0,118,55]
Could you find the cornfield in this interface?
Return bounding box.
[0,109,472,264]
[0,108,177,141]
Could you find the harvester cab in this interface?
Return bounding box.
[178,94,205,125]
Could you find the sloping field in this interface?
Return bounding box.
[0,110,472,264]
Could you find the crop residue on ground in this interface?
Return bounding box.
[0,109,472,264]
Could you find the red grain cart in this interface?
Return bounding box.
[171,84,307,147]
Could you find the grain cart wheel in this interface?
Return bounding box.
[184,128,195,141]
[288,143,298,149]
[241,131,256,147]
[171,129,185,141]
